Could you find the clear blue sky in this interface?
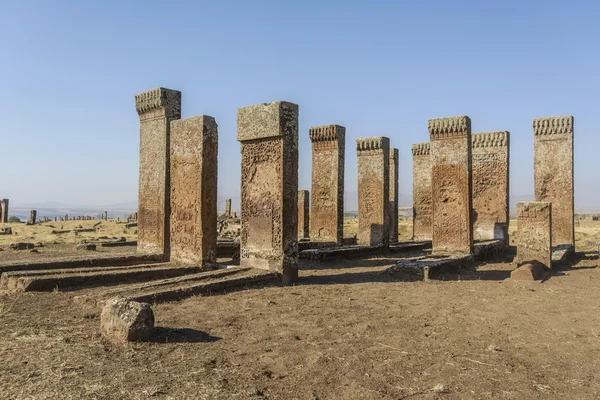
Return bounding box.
[1,0,599,211]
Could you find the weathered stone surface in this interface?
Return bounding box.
[412,143,432,241]
[0,199,8,223]
[309,125,345,244]
[356,137,390,246]
[510,262,547,281]
[76,243,97,251]
[298,190,309,239]
[169,115,218,266]
[237,101,299,283]
[10,242,35,250]
[472,131,509,242]
[225,199,232,216]
[100,297,154,343]
[135,87,182,256]
[533,116,574,247]
[429,116,473,254]
[515,201,552,269]
[388,148,399,243]
[28,210,37,225]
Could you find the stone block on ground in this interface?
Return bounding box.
[76,243,97,251]
[510,262,548,281]
[100,297,154,343]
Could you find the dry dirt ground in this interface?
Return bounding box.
[0,220,599,399]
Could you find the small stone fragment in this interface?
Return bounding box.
[100,297,154,343]
[10,242,35,250]
[76,243,97,251]
[511,262,547,281]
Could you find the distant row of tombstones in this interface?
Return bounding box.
[134,87,574,282]
[0,207,133,224]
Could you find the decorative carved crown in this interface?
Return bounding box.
[135,87,181,118]
[428,116,471,140]
[309,125,345,142]
[411,142,430,156]
[533,116,573,136]
[472,131,508,148]
[356,136,389,152]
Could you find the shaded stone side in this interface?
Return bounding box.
[169,115,218,265]
[309,124,345,244]
[429,116,473,254]
[515,201,552,268]
[237,101,299,283]
[356,136,390,246]
[412,143,432,241]
[388,148,399,243]
[0,199,8,223]
[298,190,309,239]
[472,131,509,243]
[135,87,182,255]
[533,116,574,247]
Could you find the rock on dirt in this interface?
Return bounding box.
[76,243,97,251]
[9,242,35,250]
[100,297,155,343]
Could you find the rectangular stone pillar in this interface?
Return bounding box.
[237,101,299,283]
[472,131,509,243]
[0,199,8,223]
[356,136,390,246]
[169,115,218,265]
[29,210,37,225]
[533,116,574,247]
[309,125,345,244]
[412,143,432,241]
[135,87,181,255]
[429,116,473,254]
[298,190,309,239]
[225,199,232,216]
[388,148,399,243]
[515,201,552,268]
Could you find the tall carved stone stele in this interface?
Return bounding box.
[356,136,390,246]
[429,116,473,254]
[237,101,299,284]
[135,87,181,256]
[29,210,37,225]
[388,148,399,243]
[225,199,232,216]
[169,115,218,265]
[533,116,574,247]
[0,199,8,223]
[298,190,309,239]
[472,131,509,243]
[515,201,552,269]
[412,143,432,241]
[309,124,345,244]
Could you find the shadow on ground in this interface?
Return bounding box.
[150,327,221,344]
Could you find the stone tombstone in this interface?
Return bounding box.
[429,116,473,254]
[412,143,432,241]
[533,116,574,247]
[388,148,399,243]
[472,131,509,242]
[135,87,182,255]
[237,101,299,283]
[515,201,552,269]
[298,190,309,239]
[225,199,232,216]
[356,136,390,247]
[0,199,8,223]
[29,210,37,225]
[169,115,218,265]
[309,124,345,244]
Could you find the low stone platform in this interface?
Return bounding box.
[100,241,137,248]
[216,240,239,258]
[552,244,574,265]
[0,253,164,277]
[4,263,201,292]
[299,241,431,262]
[73,266,278,306]
[385,240,506,281]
